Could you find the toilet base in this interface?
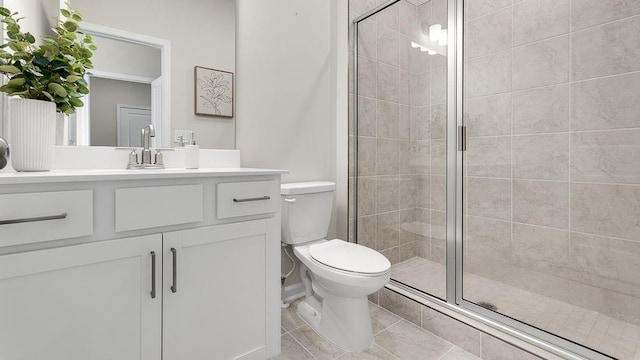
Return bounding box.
[297,292,374,352]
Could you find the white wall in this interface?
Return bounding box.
[236,0,348,285]
[4,0,57,44]
[71,0,236,149]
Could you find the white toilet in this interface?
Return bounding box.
[281,181,391,351]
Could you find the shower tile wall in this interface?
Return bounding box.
[349,0,448,280]
[462,0,640,335]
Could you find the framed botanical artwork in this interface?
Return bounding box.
[194,66,234,118]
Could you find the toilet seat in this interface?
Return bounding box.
[309,239,390,276]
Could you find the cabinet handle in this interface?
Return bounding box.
[150,251,157,299]
[0,213,67,225]
[170,248,177,293]
[233,196,271,203]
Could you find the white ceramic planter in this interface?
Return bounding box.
[9,98,56,172]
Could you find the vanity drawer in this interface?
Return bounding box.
[217,180,279,219]
[0,190,93,247]
[115,184,203,232]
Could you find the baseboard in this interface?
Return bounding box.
[283,282,305,303]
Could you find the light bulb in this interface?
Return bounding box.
[429,24,441,42]
[438,29,448,46]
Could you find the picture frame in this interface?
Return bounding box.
[194,66,234,118]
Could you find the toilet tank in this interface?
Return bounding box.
[281,181,336,245]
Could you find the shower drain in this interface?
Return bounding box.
[477,301,498,311]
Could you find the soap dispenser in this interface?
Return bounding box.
[184,131,199,169]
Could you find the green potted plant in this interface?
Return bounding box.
[0,4,95,171]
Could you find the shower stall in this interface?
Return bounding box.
[350,0,640,359]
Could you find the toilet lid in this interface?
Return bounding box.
[309,239,391,275]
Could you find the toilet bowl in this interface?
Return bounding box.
[281,181,391,351]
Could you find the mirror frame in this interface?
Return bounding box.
[79,22,172,147]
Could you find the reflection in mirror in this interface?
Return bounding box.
[73,23,171,147]
[81,36,161,147]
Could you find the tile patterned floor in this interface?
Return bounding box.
[392,257,640,360]
[277,299,480,360]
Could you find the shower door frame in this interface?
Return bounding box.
[352,1,613,359]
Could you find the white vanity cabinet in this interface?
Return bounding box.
[163,218,280,360]
[0,170,284,360]
[0,234,163,360]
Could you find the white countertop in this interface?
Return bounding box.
[0,168,288,185]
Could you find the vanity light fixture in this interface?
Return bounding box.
[411,41,437,56]
[429,24,441,42]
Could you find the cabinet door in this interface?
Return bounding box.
[0,235,162,360]
[163,219,279,360]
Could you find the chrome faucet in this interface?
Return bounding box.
[124,124,167,170]
[141,124,155,165]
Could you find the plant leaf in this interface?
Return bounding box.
[7,77,25,87]
[66,75,82,83]
[48,82,67,97]
[41,91,54,101]
[0,65,20,74]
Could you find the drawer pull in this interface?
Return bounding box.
[170,248,178,293]
[150,251,157,299]
[0,213,68,226]
[232,196,271,203]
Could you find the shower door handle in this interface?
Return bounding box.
[458,126,467,152]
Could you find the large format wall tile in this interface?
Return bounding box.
[400,70,410,105]
[571,72,640,130]
[416,175,431,209]
[571,183,640,241]
[466,216,511,260]
[513,180,569,229]
[513,134,569,180]
[466,7,512,59]
[431,139,446,175]
[570,232,640,286]
[464,93,511,136]
[377,176,400,213]
[377,138,400,175]
[572,16,640,80]
[430,175,446,210]
[512,36,569,90]
[399,140,414,175]
[412,140,430,174]
[358,20,377,60]
[358,56,377,98]
[465,136,511,178]
[357,177,377,216]
[377,211,400,250]
[410,106,430,140]
[512,223,570,267]
[377,25,400,67]
[571,0,640,31]
[513,84,569,134]
[465,51,512,98]
[358,136,377,176]
[378,100,400,139]
[358,96,377,137]
[465,0,511,21]
[378,62,400,102]
[513,0,569,46]
[465,177,511,220]
[399,1,416,37]
[430,104,446,140]
[410,71,431,106]
[431,66,447,105]
[571,129,640,185]
[357,215,377,249]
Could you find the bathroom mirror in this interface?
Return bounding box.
[73,23,170,148]
[0,0,237,149]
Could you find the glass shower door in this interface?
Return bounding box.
[353,0,449,300]
[460,1,640,359]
